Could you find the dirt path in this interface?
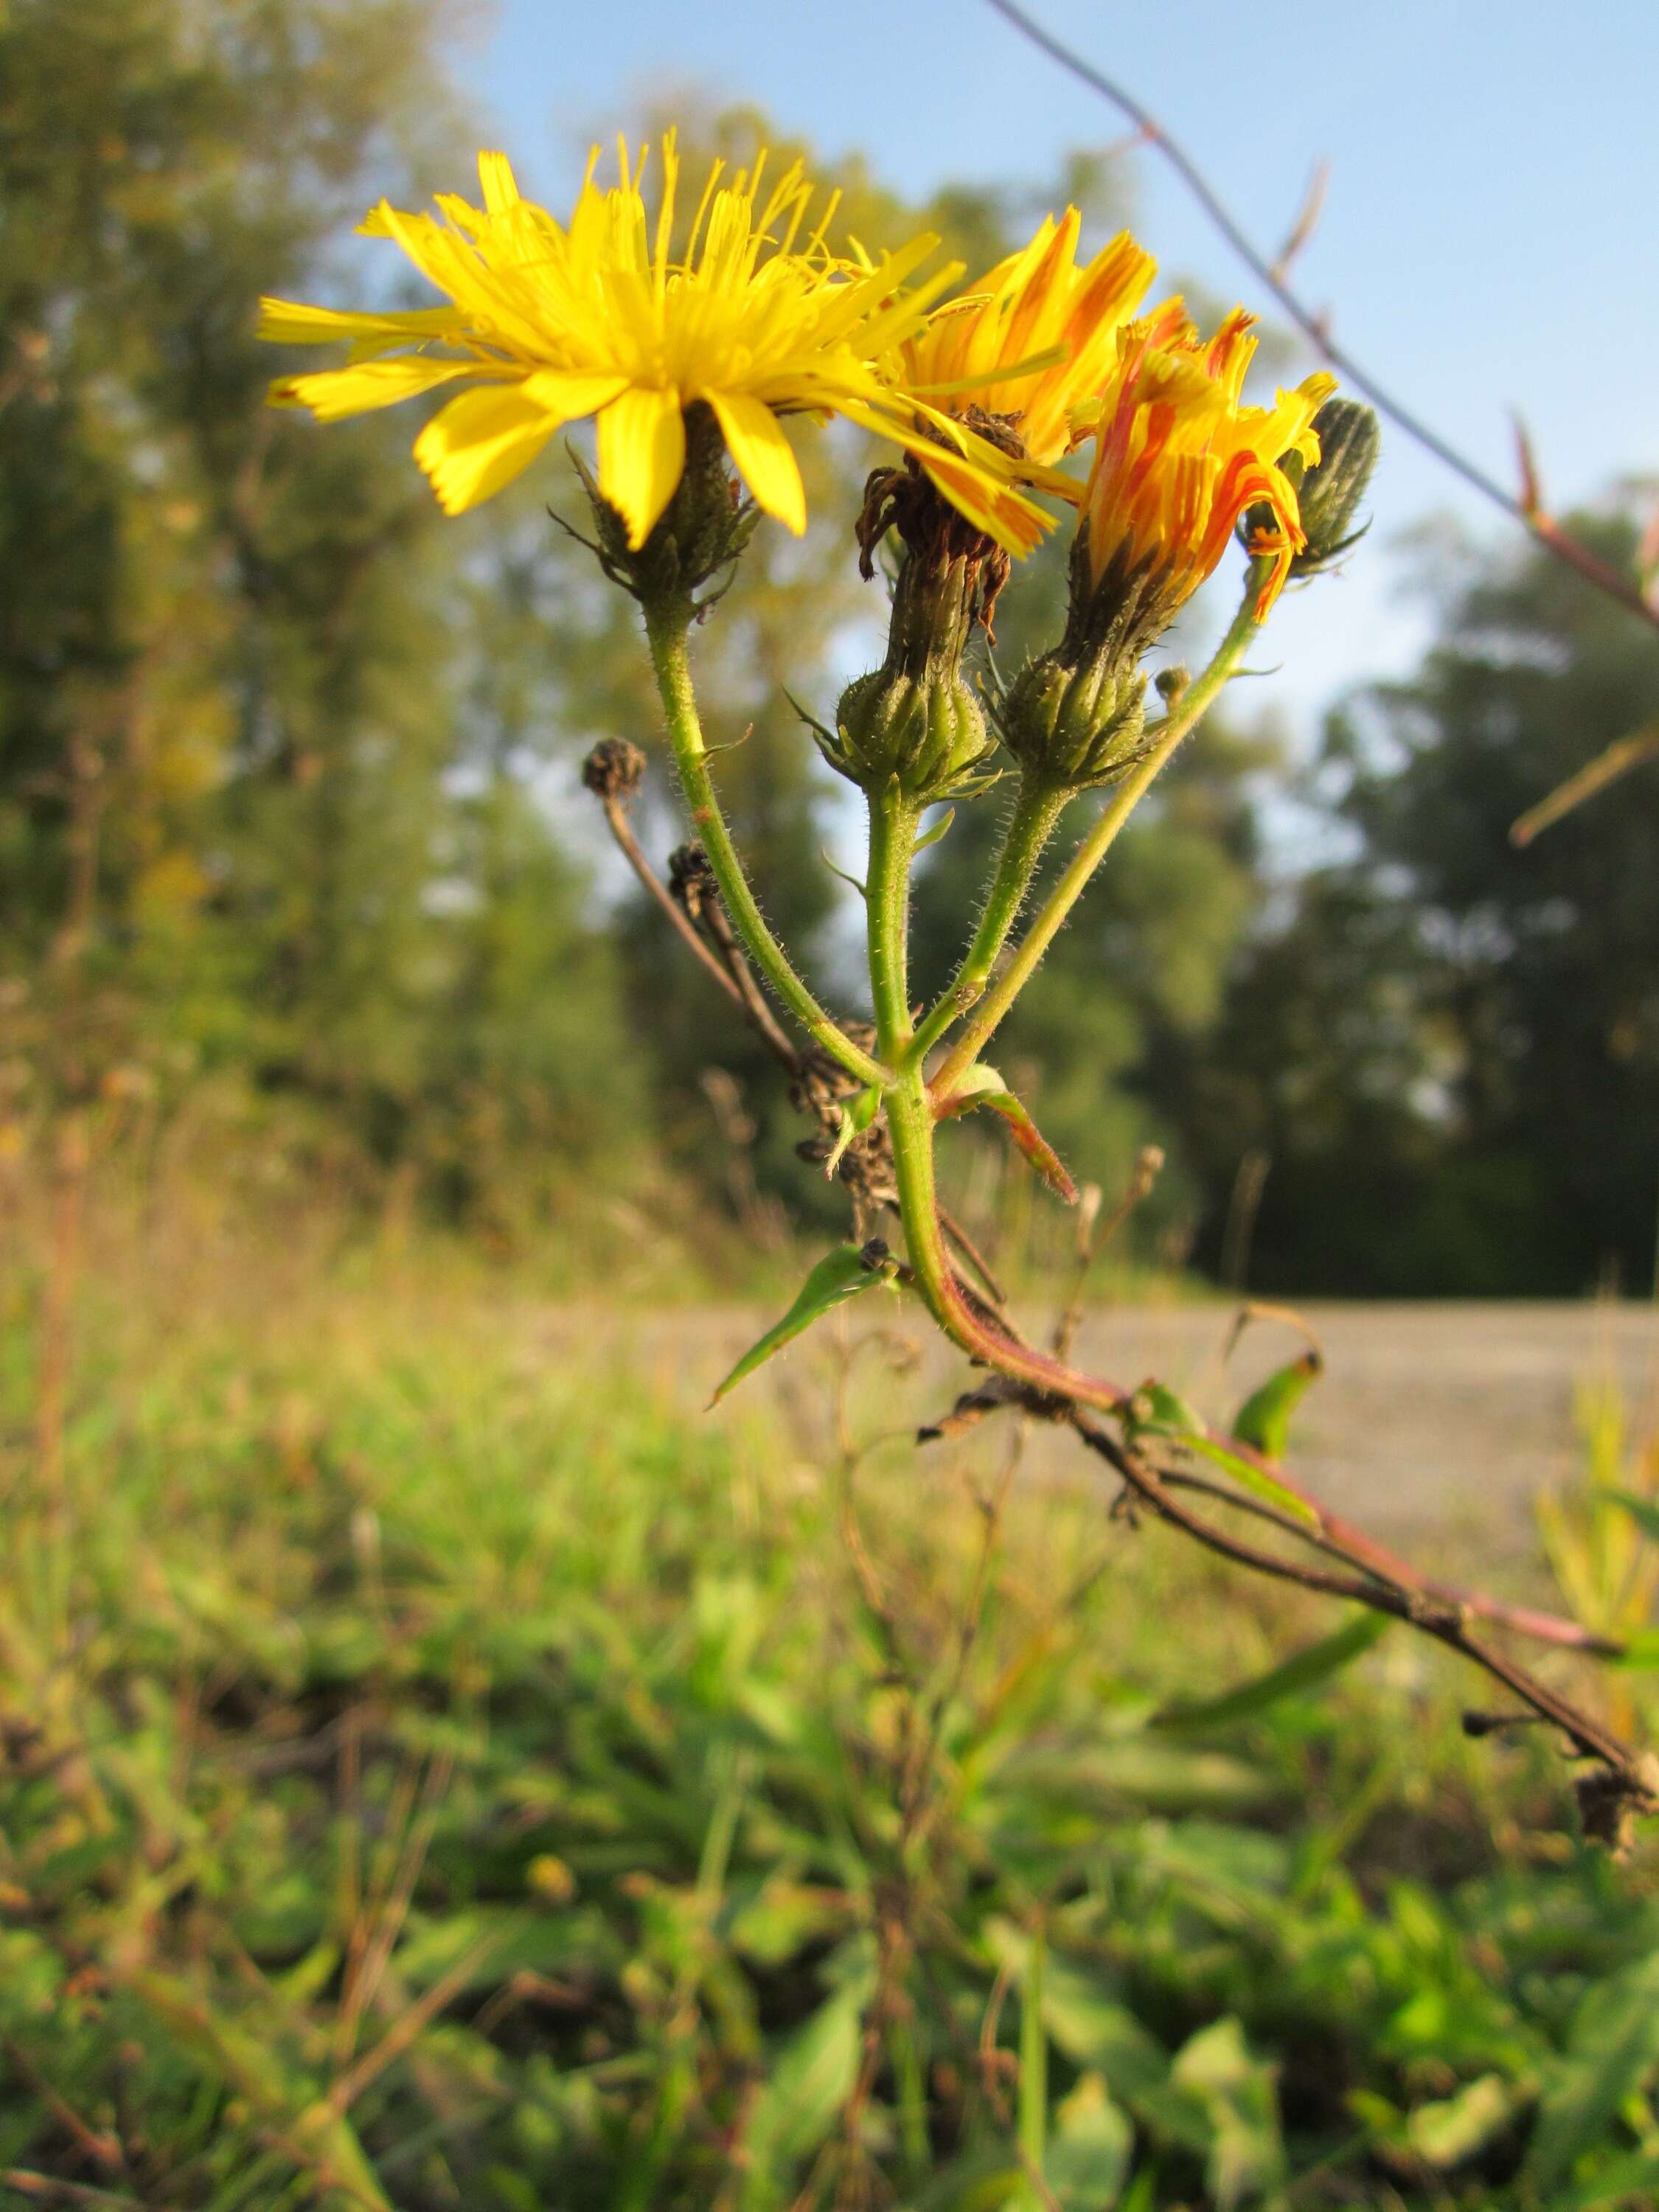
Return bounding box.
[538,1299,1659,1568]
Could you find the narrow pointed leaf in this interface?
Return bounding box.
[913,805,956,855]
[1155,1610,1388,1732]
[1231,1350,1324,1458]
[1526,1950,1659,2191]
[824,1084,880,1178]
[1184,1433,1322,1528]
[1602,1488,1659,1545]
[936,1064,1078,1203]
[1128,1383,1320,1529]
[710,1244,893,1406]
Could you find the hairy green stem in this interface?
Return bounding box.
[930,577,1265,1099]
[908,776,1070,1068]
[645,609,885,1088]
[865,790,919,1062]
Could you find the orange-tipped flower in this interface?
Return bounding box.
[1075,305,1337,620]
[901,210,1158,467]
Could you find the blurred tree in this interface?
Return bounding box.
[1171,504,1659,1295]
[0,0,650,1227]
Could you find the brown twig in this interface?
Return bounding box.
[600,790,757,1020]
[1070,1410,1655,1796]
[0,2176,143,2210]
[1510,722,1659,846]
[939,1204,1009,1309]
[1270,159,1329,283]
[981,0,1659,639]
[1152,1464,1624,1657]
[697,883,802,1070]
[927,1261,1618,1660]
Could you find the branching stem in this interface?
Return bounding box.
[645,610,886,1089]
[930,583,1263,1098]
[909,778,1070,1067]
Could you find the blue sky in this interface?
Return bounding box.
[446,0,1659,761]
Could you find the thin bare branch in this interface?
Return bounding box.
[1270,159,1329,282]
[1052,1143,1164,1357]
[1510,721,1659,846]
[939,1205,1009,1309]
[981,0,1659,638]
[1071,1412,1655,1799]
[599,793,753,1015]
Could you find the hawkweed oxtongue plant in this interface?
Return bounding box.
[266,133,1659,1843]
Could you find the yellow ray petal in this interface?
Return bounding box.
[257,298,461,354]
[705,390,804,535]
[596,386,686,549]
[413,383,563,513]
[268,355,490,422]
[478,150,521,213]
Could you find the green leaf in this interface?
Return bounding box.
[1183,1433,1321,1528]
[936,1065,1078,1203]
[1610,1627,1659,1670]
[1405,2073,1517,2168]
[1525,1949,1659,2191]
[1046,2073,1134,2210]
[1550,2150,1659,2211]
[1127,1382,1320,1529]
[1129,1380,1207,1435]
[914,804,956,854]
[709,1244,894,1405]
[125,1970,393,2211]
[1602,1489,1659,1545]
[1019,1927,1048,2180]
[1231,1351,1323,1458]
[740,1983,864,2201]
[1155,1610,1389,1733]
[1168,2017,1284,2211]
[824,1083,881,1177]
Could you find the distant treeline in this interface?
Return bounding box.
[4,0,1657,1293]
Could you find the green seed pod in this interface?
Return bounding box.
[821,667,995,804]
[996,651,1148,789]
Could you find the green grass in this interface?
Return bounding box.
[1,1238,1658,2211]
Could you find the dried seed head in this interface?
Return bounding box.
[667,840,720,922]
[582,737,647,805]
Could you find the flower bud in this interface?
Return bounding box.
[569,400,759,616]
[811,490,1001,803]
[990,535,1168,790]
[1238,398,1380,580]
[1292,399,1380,574]
[995,653,1147,787]
[824,664,994,804]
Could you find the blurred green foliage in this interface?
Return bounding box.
[3,1247,1658,2207]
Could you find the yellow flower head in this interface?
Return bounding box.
[901,209,1157,467]
[1074,304,1338,619]
[261,135,1051,556]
